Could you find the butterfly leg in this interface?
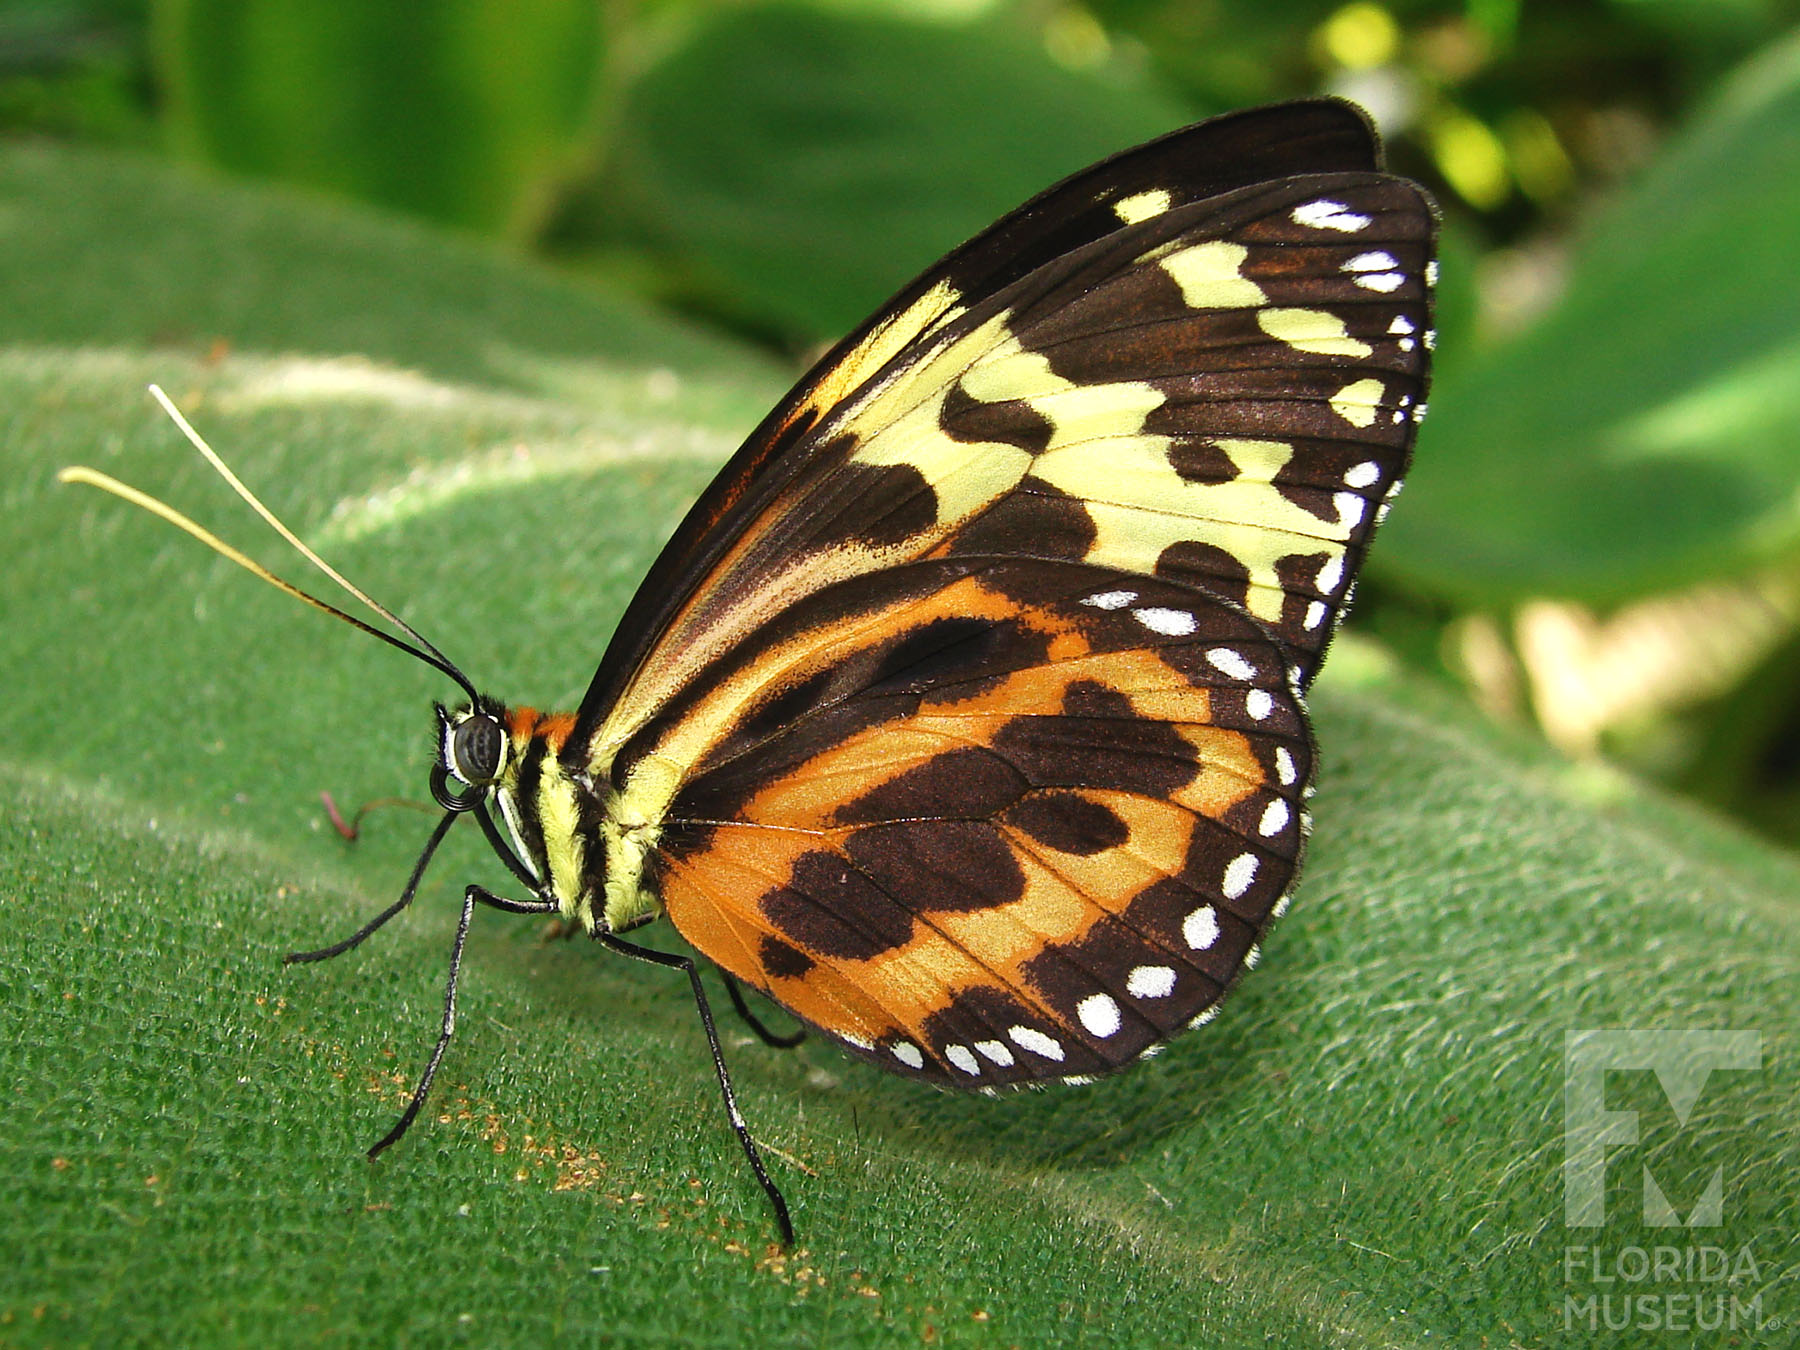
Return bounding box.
[367,884,557,1159]
[286,806,463,964]
[720,971,807,1050]
[597,932,796,1249]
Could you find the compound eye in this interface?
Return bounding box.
[449,714,505,785]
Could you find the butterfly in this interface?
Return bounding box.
[64,97,1435,1249]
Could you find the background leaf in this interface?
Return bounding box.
[152,0,601,236]
[575,3,1192,342]
[3,139,1797,1346]
[1385,27,1800,603]
[0,135,780,404]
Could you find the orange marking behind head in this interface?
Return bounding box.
[507,706,579,755]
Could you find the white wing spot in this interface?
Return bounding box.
[1275,746,1298,786]
[1303,600,1326,630]
[1424,329,1438,350]
[1206,647,1257,681]
[1245,944,1263,970]
[841,1032,873,1051]
[1292,199,1370,232]
[1223,852,1259,900]
[1077,993,1123,1038]
[1425,260,1440,287]
[1259,799,1291,837]
[1135,606,1197,636]
[1415,401,1429,421]
[974,1039,1015,1067]
[1334,491,1368,529]
[1343,252,1406,288]
[1114,188,1173,224]
[1127,965,1177,999]
[1388,314,1416,335]
[1183,905,1220,950]
[1316,553,1345,595]
[1191,1005,1222,1027]
[1272,892,1294,919]
[945,1044,981,1076]
[892,1041,925,1069]
[1246,689,1275,720]
[1342,460,1380,489]
[1009,1026,1065,1061]
[1398,337,1417,352]
[1082,589,1137,610]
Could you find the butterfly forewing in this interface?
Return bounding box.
[573,99,1387,730]
[650,560,1313,1084]
[590,170,1431,775]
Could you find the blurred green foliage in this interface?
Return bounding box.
[154,0,602,234]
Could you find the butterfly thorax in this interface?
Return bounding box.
[440,701,664,935]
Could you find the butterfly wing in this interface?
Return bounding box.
[587,168,1432,773]
[574,99,1387,732]
[653,558,1312,1083]
[569,103,1435,1082]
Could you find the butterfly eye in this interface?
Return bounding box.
[448,713,506,786]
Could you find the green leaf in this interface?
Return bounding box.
[1384,27,1800,603]
[152,0,601,236]
[589,2,1192,342]
[5,139,1797,1346]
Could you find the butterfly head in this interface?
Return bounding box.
[436,698,513,794]
[430,697,592,920]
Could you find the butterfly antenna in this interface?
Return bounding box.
[58,386,480,703]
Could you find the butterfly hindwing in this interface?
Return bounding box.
[650,560,1312,1084]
